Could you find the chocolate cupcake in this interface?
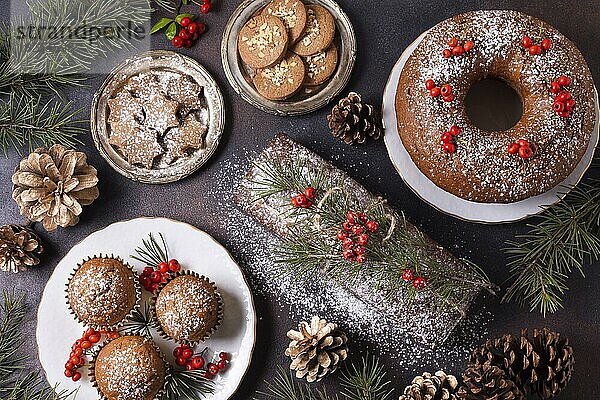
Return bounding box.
[153,271,223,345]
[90,335,166,400]
[67,255,140,329]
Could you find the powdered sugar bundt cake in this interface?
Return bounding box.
[395,10,595,203]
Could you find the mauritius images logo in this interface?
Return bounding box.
[8,0,152,75]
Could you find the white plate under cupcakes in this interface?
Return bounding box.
[382,13,599,224]
[37,217,256,400]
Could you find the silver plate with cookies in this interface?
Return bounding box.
[91,50,225,184]
[221,0,356,115]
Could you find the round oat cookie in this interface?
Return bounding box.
[303,44,338,86]
[291,5,335,56]
[238,15,289,69]
[253,52,305,100]
[262,0,307,44]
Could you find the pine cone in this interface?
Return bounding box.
[12,144,100,231]
[458,365,524,400]
[468,328,574,399]
[285,316,348,382]
[327,92,383,145]
[399,370,459,400]
[0,224,43,273]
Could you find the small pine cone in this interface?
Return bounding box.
[458,365,524,400]
[399,370,459,400]
[285,316,348,383]
[327,92,383,145]
[0,224,43,273]
[468,328,574,399]
[12,144,100,231]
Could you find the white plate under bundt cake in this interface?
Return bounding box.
[395,10,595,203]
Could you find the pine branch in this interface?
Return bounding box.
[119,302,155,338]
[154,0,180,13]
[161,369,215,400]
[0,93,83,154]
[339,356,394,400]
[0,290,76,400]
[256,367,336,400]
[503,178,600,315]
[131,232,169,267]
[255,356,393,400]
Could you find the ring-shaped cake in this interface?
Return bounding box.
[395,10,595,203]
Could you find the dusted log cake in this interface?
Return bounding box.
[395,10,595,203]
[234,134,488,345]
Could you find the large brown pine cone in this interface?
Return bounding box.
[458,365,524,400]
[468,328,574,399]
[285,316,348,382]
[327,92,383,145]
[0,224,43,273]
[399,370,459,400]
[12,144,99,231]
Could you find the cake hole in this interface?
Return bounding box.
[465,78,523,131]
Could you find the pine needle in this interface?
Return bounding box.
[131,232,169,267]
[255,356,393,400]
[339,356,394,400]
[0,290,77,400]
[503,177,600,315]
[0,93,84,155]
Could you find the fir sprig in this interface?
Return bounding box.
[339,356,394,400]
[0,0,152,153]
[0,290,76,400]
[161,369,215,400]
[119,302,155,338]
[0,93,83,154]
[131,233,169,267]
[257,367,334,400]
[503,178,600,315]
[256,356,393,400]
[249,156,496,314]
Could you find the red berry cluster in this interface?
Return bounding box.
[425,79,454,102]
[507,139,534,159]
[440,125,461,154]
[521,36,552,55]
[200,0,213,14]
[442,37,474,58]
[290,187,316,208]
[64,328,119,381]
[174,345,229,379]
[172,19,207,48]
[402,268,428,290]
[337,210,379,264]
[139,259,181,292]
[551,76,575,118]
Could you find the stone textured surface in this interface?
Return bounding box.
[0,1,598,399]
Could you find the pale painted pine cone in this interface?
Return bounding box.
[399,371,459,400]
[285,316,348,383]
[12,144,99,231]
[0,224,43,273]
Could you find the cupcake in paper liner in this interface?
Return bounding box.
[89,335,168,400]
[151,270,223,346]
[66,254,141,331]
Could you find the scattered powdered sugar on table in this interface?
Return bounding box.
[207,152,493,374]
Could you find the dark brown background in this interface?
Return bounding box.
[0,0,599,398]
